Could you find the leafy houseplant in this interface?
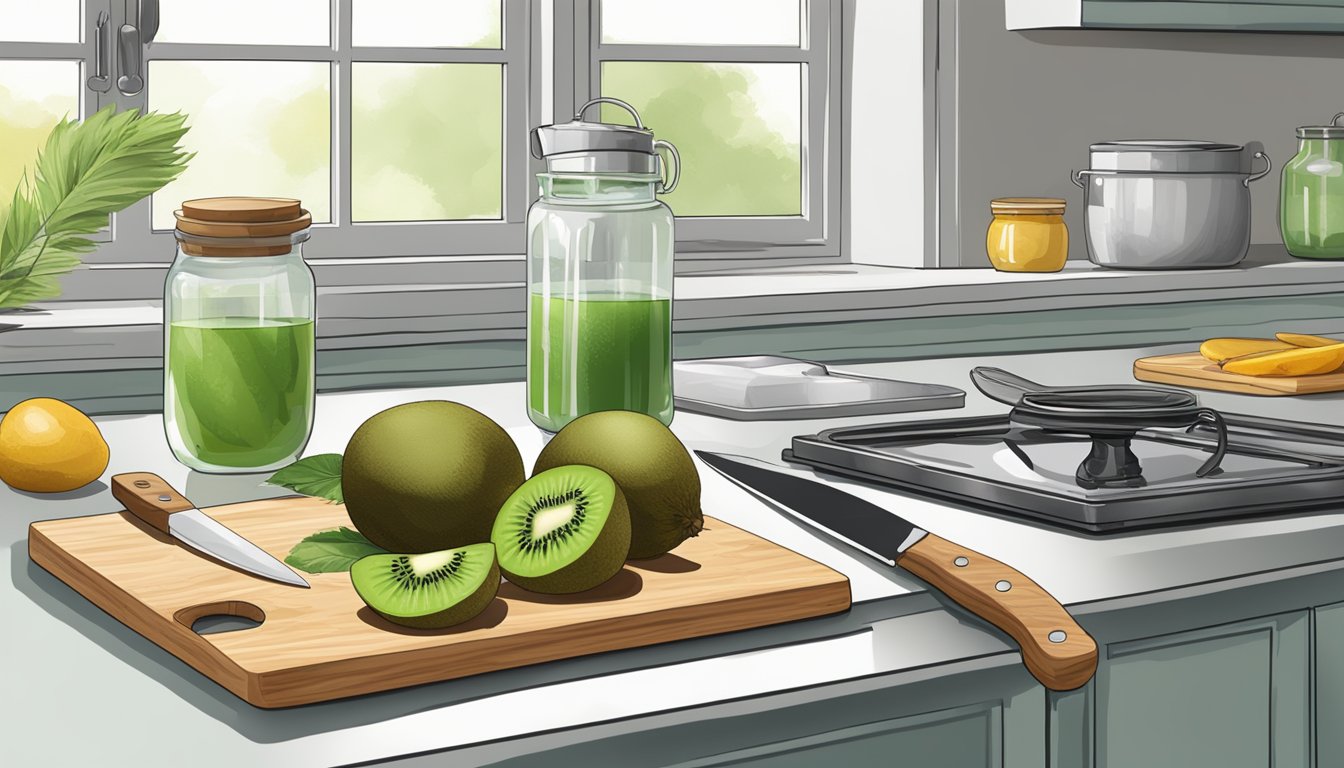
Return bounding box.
[0,105,191,309]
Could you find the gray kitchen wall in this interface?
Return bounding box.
[947,1,1339,266]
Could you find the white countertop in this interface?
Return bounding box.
[6,342,1344,766]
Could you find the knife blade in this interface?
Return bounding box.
[695,451,1097,691]
[110,472,309,588]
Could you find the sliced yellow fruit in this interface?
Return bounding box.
[1199,337,1293,364]
[1275,332,1342,348]
[1222,342,1344,377]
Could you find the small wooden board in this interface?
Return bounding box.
[1134,352,1344,396]
[29,498,850,708]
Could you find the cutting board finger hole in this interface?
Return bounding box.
[175,600,265,635]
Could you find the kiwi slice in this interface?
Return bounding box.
[351,543,499,629]
[491,465,631,594]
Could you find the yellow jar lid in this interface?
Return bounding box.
[990,197,1066,215]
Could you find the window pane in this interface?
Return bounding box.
[602,62,801,217]
[0,61,78,200]
[601,0,800,46]
[148,61,331,230]
[155,0,329,46]
[353,0,501,48]
[352,63,502,222]
[0,0,79,43]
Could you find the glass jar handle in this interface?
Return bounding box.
[574,97,643,128]
[655,139,680,195]
[1333,112,1344,127]
[1243,151,1272,188]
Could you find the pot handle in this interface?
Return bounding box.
[1244,151,1272,187]
[1070,169,1087,189]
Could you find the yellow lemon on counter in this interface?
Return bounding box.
[0,398,110,493]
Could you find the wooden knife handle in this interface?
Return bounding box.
[110,473,195,534]
[899,533,1098,691]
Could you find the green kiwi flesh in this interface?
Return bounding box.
[351,543,499,629]
[533,410,704,559]
[491,465,630,594]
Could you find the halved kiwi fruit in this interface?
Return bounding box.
[533,410,704,559]
[491,465,630,594]
[351,542,499,629]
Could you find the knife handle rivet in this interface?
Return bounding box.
[158,494,172,502]
[134,480,151,489]
[954,556,969,567]
[1048,630,1067,643]
[995,580,1012,592]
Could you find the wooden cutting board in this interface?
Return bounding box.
[28,497,850,708]
[1134,352,1344,396]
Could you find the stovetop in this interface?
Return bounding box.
[782,413,1344,534]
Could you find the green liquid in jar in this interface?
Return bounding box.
[166,318,315,469]
[527,294,673,432]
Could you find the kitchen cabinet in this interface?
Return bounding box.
[1318,601,1344,767]
[1006,0,1344,33]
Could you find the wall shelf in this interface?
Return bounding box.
[1006,0,1344,33]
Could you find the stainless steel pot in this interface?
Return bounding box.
[1071,141,1272,269]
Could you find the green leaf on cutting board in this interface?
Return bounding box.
[266,453,344,503]
[285,527,388,573]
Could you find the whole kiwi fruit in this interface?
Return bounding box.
[343,401,524,553]
[533,410,703,559]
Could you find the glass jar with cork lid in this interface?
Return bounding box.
[164,197,316,473]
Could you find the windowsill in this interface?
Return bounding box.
[5,246,1344,378]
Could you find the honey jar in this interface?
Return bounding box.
[986,198,1068,272]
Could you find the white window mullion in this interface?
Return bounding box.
[335,0,352,230]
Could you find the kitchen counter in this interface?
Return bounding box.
[6,341,1344,767]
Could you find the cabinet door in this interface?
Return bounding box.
[1318,601,1344,767]
[1080,611,1310,768]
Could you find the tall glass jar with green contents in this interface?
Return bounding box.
[526,99,680,432]
[165,197,316,472]
[1282,113,1344,260]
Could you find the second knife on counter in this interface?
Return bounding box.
[696,451,1098,692]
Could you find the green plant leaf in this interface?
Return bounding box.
[0,105,192,309]
[267,453,344,503]
[285,527,387,573]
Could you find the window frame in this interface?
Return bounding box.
[566,0,844,260]
[80,0,537,265]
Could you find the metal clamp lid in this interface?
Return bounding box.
[1297,112,1344,140]
[530,97,681,192]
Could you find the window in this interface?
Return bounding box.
[0,1,86,209]
[573,0,841,257]
[0,0,844,294]
[59,0,532,266]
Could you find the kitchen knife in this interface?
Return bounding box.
[110,473,309,588]
[695,451,1097,691]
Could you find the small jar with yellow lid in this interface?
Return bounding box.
[986,198,1068,272]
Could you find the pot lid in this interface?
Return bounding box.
[1297,112,1344,140]
[1088,140,1245,173]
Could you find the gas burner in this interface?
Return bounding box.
[782,412,1344,534]
[1008,387,1227,489]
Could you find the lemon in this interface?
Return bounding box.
[0,398,110,493]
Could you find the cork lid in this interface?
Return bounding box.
[174,197,311,257]
[990,197,1066,216]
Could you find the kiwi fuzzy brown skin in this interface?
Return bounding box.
[533,411,704,560]
[493,467,632,594]
[343,401,524,553]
